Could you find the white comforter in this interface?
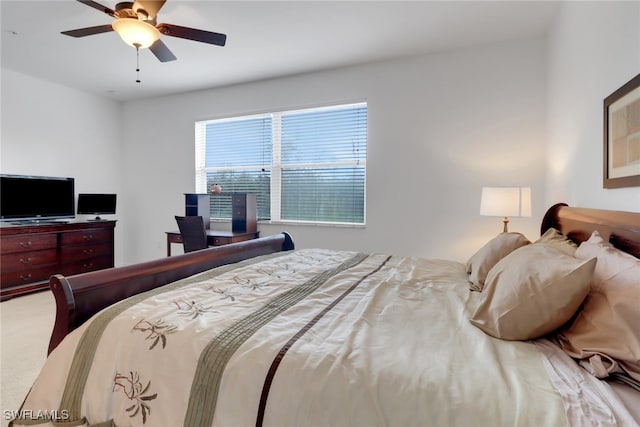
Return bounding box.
[12,249,637,426]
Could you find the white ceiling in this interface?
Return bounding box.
[1,0,560,102]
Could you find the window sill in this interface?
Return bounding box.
[210,219,365,229]
[263,220,365,229]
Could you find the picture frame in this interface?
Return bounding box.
[603,73,640,189]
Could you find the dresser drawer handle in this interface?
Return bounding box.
[83,262,94,269]
[19,257,33,264]
[19,273,32,282]
[18,241,33,248]
[83,249,94,255]
[83,234,94,241]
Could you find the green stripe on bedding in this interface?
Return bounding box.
[183,252,369,427]
[255,255,392,427]
[57,252,288,421]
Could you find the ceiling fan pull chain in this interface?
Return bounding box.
[135,43,141,83]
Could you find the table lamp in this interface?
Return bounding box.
[480,187,531,233]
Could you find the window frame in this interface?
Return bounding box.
[195,101,367,227]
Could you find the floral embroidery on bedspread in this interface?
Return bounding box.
[112,371,158,424]
[53,253,284,423]
[210,287,236,301]
[45,250,359,426]
[172,299,217,319]
[131,319,177,350]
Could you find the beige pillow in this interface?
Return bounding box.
[558,231,640,382]
[466,232,530,291]
[470,244,596,341]
[534,227,577,256]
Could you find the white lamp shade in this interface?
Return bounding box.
[112,18,160,48]
[480,187,531,217]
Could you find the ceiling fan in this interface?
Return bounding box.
[61,0,227,63]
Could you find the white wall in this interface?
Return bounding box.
[121,37,548,264]
[5,2,636,268]
[546,1,640,211]
[0,69,126,265]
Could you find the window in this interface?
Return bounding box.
[195,102,367,225]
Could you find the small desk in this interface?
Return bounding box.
[166,229,260,256]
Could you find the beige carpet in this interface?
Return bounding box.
[0,291,54,427]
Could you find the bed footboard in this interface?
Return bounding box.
[48,232,294,355]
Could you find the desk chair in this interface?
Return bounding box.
[175,216,208,253]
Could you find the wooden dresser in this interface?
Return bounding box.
[0,221,116,301]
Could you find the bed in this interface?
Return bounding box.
[10,203,640,426]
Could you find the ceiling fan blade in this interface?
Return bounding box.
[149,39,177,62]
[133,0,166,20]
[61,24,115,38]
[76,0,115,17]
[157,23,227,46]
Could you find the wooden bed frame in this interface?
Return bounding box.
[47,204,640,355]
[541,203,640,258]
[48,232,294,354]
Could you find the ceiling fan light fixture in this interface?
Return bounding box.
[111,18,160,48]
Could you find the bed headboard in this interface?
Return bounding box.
[541,203,640,259]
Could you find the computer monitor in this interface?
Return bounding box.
[77,193,116,221]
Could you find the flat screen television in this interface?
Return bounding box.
[77,193,117,220]
[0,174,75,222]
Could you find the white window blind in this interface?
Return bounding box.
[195,102,367,225]
[196,115,272,219]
